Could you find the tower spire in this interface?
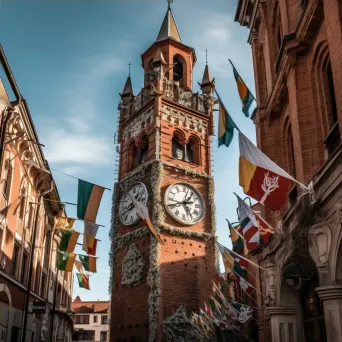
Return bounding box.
[156,1,182,43]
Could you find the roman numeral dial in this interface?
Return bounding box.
[119,182,148,226]
[164,183,205,226]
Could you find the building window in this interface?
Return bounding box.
[19,187,26,220]
[77,315,90,324]
[27,204,34,230]
[3,160,12,200]
[101,315,108,324]
[94,315,98,323]
[172,134,184,160]
[128,142,138,171]
[100,332,108,341]
[44,231,51,267]
[186,137,200,165]
[173,56,183,81]
[139,135,149,163]
[10,244,20,277]
[20,252,28,284]
[40,273,46,297]
[35,263,41,294]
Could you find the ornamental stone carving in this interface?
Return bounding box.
[163,306,198,342]
[178,88,193,108]
[309,223,331,268]
[264,261,277,306]
[161,104,207,137]
[122,107,154,141]
[121,243,144,287]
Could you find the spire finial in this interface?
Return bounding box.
[128,62,131,77]
[167,0,173,9]
[205,49,208,65]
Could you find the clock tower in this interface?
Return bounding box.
[109,4,217,341]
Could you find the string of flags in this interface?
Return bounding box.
[53,178,107,291]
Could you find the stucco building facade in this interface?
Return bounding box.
[235,1,342,342]
[71,297,109,342]
[0,45,73,342]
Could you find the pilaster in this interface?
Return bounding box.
[316,285,342,342]
[265,306,299,342]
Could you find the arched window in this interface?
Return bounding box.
[327,62,338,125]
[128,142,138,171]
[186,137,200,165]
[173,56,183,82]
[172,134,184,160]
[139,135,149,163]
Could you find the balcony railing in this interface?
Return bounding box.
[324,122,341,158]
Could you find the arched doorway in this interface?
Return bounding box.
[0,283,12,342]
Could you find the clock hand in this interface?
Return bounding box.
[184,205,192,220]
[122,203,134,216]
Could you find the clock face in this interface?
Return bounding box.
[119,182,148,226]
[164,183,205,225]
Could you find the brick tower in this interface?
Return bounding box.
[109,4,217,341]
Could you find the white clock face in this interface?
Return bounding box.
[164,183,205,225]
[119,182,148,226]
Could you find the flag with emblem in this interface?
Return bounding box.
[229,59,255,118]
[74,260,86,274]
[57,251,76,272]
[82,222,100,252]
[54,216,76,230]
[239,132,304,211]
[79,254,97,273]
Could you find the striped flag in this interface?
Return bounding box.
[57,252,76,272]
[74,260,86,274]
[77,180,105,223]
[235,193,273,251]
[229,59,255,118]
[76,273,90,290]
[227,220,244,255]
[79,255,97,273]
[82,222,100,252]
[59,230,79,253]
[216,92,239,148]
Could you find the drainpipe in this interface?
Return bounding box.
[21,181,54,342]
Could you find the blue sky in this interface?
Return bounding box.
[0,0,256,301]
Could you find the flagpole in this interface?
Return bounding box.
[228,59,260,107]
[214,89,241,132]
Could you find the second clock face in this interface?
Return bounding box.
[119,182,148,226]
[164,183,205,225]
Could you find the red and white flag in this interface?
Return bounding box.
[236,194,273,252]
[238,132,308,211]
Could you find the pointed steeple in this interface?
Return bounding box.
[121,76,133,97]
[201,65,213,87]
[200,64,215,96]
[156,6,182,43]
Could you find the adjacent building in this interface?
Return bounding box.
[109,4,217,341]
[0,45,73,341]
[71,296,109,342]
[234,1,342,342]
